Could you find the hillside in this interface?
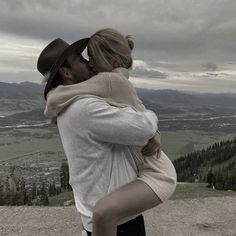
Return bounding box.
[0,82,43,100]
[0,196,235,236]
[136,88,236,116]
[0,82,236,132]
[0,82,44,116]
[1,82,236,117]
[174,138,236,190]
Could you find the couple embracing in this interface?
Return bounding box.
[37,28,177,236]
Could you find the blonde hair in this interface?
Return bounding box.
[87,28,134,72]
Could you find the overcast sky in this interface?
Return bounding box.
[0,0,236,93]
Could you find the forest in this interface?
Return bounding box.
[174,138,236,190]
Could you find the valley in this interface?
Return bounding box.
[0,82,235,202]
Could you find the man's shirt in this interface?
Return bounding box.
[57,97,158,231]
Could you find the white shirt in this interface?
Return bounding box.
[57,97,158,231]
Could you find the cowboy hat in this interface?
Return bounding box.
[37,38,89,100]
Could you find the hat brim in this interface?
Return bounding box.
[44,37,90,100]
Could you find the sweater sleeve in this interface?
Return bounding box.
[80,98,158,146]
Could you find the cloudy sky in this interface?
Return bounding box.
[1,0,236,93]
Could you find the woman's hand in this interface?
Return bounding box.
[141,132,161,157]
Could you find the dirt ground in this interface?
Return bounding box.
[0,196,235,236]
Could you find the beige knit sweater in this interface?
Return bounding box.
[45,68,145,119]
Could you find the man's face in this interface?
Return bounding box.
[66,53,93,84]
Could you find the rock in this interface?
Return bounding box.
[63,200,74,206]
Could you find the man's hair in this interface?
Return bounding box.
[87,28,134,72]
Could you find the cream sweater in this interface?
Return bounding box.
[45,68,145,118]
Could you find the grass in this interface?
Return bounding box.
[1,128,235,163]
[48,183,236,207]
[161,130,235,160]
[48,190,74,206]
[1,127,235,204]
[171,183,236,200]
[0,127,64,163]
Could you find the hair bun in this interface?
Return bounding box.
[126,36,134,51]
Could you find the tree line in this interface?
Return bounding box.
[173,137,236,190]
[0,162,71,206]
[2,137,235,206]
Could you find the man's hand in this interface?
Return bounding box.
[141,132,161,157]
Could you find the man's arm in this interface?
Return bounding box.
[72,98,158,146]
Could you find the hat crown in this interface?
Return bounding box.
[37,38,69,76]
[37,37,89,100]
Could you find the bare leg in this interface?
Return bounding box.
[91,179,161,236]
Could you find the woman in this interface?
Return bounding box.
[45,28,177,236]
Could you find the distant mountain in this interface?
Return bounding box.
[0,82,236,130]
[0,109,47,126]
[0,82,45,116]
[137,88,198,105]
[1,82,235,111]
[0,82,44,100]
[136,88,236,106]
[136,88,236,116]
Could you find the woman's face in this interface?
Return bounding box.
[88,56,103,75]
[87,47,109,74]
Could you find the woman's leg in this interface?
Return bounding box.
[91,179,162,236]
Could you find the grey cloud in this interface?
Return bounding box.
[206,73,218,77]
[131,67,167,79]
[144,61,184,72]
[1,0,236,64]
[200,72,232,79]
[145,61,175,69]
[202,62,218,71]
[205,72,231,77]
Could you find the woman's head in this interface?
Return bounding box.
[87,28,134,73]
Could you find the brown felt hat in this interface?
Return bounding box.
[37,38,89,100]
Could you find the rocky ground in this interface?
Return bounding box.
[0,196,235,236]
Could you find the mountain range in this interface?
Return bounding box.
[0,82,236,131]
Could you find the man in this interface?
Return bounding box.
[37,38,160,235]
